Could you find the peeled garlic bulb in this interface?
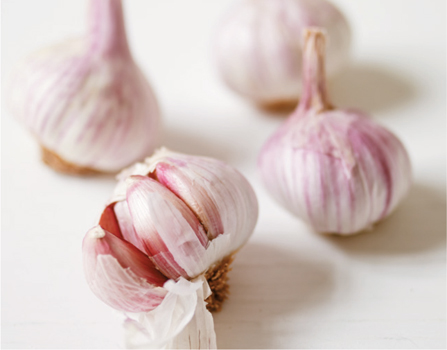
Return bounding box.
[214,0,351,109]
[258,29,412,235]
[9,0,160,174]
[83,148,259,348]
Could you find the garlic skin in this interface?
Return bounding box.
[8,0,160,173]
[214,0,351,108]
[83,226,168,313]
[258,29,412,235]
[83,148,259,348]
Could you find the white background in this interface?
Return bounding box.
[1,0,446,348]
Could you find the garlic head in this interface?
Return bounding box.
[258,29,412,235]
[9,0,160,174]
[214,0,351,109]
[83,148,259,347]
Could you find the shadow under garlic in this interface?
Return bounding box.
[214,242,334,349]
[329,63,417,114]
[325,183,446,255]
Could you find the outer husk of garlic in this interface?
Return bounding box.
[83,148,259,348]
[8,0,160,174]
[258,29,412,235]
[214,0,351,109]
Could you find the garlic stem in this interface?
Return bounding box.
[88,0,130,58]
[298,28,332,113]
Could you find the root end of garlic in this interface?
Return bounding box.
[40,146,103,176]
[258,99,298,113]
[204,254,235,313]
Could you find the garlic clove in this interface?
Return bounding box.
[113,199,147,253]
[258,29,412,235]
[99,203,123,238]
[9,0,160,174]
[154,161,224,240]
[146,149,259,252]
[126,175,210,280]
[214,0,351,109]
[82,226,167,312]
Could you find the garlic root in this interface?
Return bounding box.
[259,99,299,113]
[40,146,102,175]
[204,254,235,313]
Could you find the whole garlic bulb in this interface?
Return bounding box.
[214,0,351,109]
[83,148,258,348]
[258,29,412,235]
[9,0,160,174]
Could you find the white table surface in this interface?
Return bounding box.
[1,0,446,348]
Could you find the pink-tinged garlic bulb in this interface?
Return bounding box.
[214,0,351,109]
[8,0,160,174]
[83,148,258,348]
[258,29,412,235]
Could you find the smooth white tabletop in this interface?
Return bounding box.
[2,0,446,348]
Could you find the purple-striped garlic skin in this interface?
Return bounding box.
[258,29,412,235]
[214,0,351,107]
[8,0,160,173]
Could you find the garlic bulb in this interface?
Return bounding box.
[214,0,351,109]
[83,148,258,348]
[9,0,160,174]
[258,29,412,235]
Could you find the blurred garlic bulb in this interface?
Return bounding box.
[258,29,412,235]
[9,0,160,174]
[214,0,351,109]
[83,148,258,348]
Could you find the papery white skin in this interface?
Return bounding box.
[214,0,351,106]
[8,0,160,172]
[83,149,258,348]
[258,29,412,235]
[124,276,216,349]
